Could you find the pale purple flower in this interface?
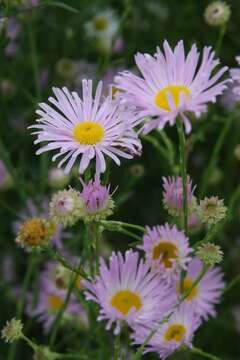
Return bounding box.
[83,250,172,335]
[230,56,240,101]
[162,176,195,215]
[6,17,21,41]
[29,80,142,175]
[26,261,87,333]
[139,224,192,281]
[115,40,230,133]
[174,257,225,320]
[132,302,200,360]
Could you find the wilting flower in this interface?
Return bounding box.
[29,80,142,175]
[48,167,70,189]
[83,250,172,334]
[0,160,13,190]
[15,217,56,251]
[139,224,192,280]
[49,188,84,227]
[175,258,225,320]
[204,1,231,27]
[162,176,195,216]
[1,318,23,343]
[115,40,230,133]
[132,303,200,360]
[197,196,227,226]
[230,56,240,101]
[85,9,119,51]
[26,261,88,333]
[79,178,114,221]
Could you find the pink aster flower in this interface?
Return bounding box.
[162,175,195,216]
[29,80,142,175]
[79,178,114,221]
[174,257,225,320]
[83,250,172,335]
[139,224,192,281]
[26,261,88,333]
[115,40,230,133]
[132,302,200,360]
[230,56,240,101]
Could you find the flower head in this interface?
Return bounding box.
[197,196,227,226]
[15,217,56,251]
[1,318,23,343]
[29,80,141,175]
[115,40,230,133]
[162,176,195,216]
[79,178,114,221]
[196,243,223,266]
[83,250,172,334]
[175,257,225,320]
[204,1,231,27]
[132,303,200,360]
[49,188,84,227]
[139,224,192,280]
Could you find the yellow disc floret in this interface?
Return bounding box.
[73,121,104,145]
[94,17,108,31]
[48,294,64,312]
[155,85,190,111]
[111,290,142,315]
[164,323,186,342]
[177,277,198,300]
[152,242,178,268]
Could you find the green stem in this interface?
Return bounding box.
[49,272,78,348]
[215,24,227,56]
[224,273,240,295]
[8,256,36,360]
[200,114,234,197]
[100,220,145,233]
[113,332,121,360]
[190,346,222,360]
[21,334,38,352]
[45,247,88,280]
[176,120,188,235]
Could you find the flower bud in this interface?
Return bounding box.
[1,318,23,343]
[196,243,223,266]
[197,196,227,226]
[204,1,231,27]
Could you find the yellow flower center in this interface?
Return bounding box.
[152,242,178,268]
[164,323,186,342]
[48,294,64,312]
[111,290,142,315]
[19,218,48,246]
[73,121,104,145]
[75,275,82,290]
[177,277,198,300]
[155,85,191,111]
[94,17,108,31]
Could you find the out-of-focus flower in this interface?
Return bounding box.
[83,250,172,334]
[1,318,23,343]
[204,1,231,27]
[0,79,15,97]
[144,0,169,20]
[79,178,114,221]
[162,176,195,217]
[39,68,49,89]
[197,196,227,226]
[53,263,83,290]
[208,167,223,185]
[5,17,21,41]
[115,40,230,134]
[2,254,16,284]
[0,160,13,191]
[74,60,97,88]
[26,261,88,333]
[234,144,240,161]
[232,306,240,334]
[48,167,70,189]
[112,36,124,54]
[55,58,77,80]
[49,188,84,227]
[129,163,145,178]
[85,9,119,52]
[5,42,18,58]
[196,243,223,266]
[220,81,240,110]
[175,257,225,320]
[139,224,192,281]
[24,0,40,7]
[132,303,200,360]
[29,80,142,175]
[15,217,56,251]
[230,56,240,102]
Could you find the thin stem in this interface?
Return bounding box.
[21,334,38,352]
[49,273,78,348]
[200,114,234,197]
[45,247,88,280]
[8,256,36,360]
[113,332,121,360]
[176,120,188,235]
[101,220,145,233]
[224,273,240,295]
[190,346,222,360]
[215,24,227,56]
